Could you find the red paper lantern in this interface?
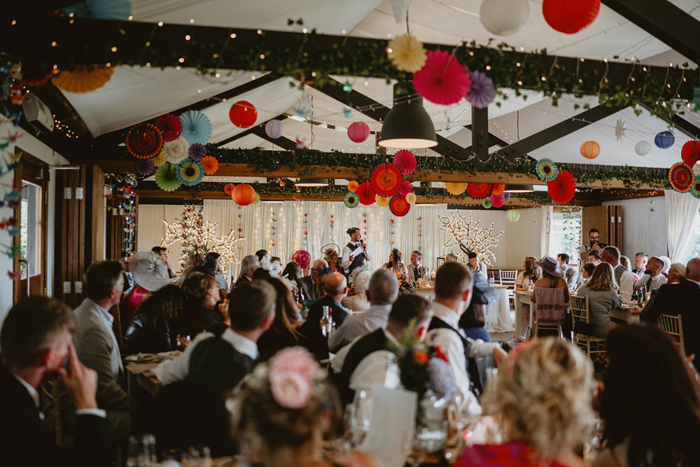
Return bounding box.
[681,141,700,167]
[547,170,577,203]
[231,184,256,205]
[543,0,600,34]
[348,122,370,143]
[229,101,257,128]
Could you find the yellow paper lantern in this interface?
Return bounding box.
[53,65,114,93]
[580,141,600,159]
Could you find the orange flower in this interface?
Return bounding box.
[415,351,428,364]
[347,180,359,193]
[224,183,235,195]
[201,156,219,175]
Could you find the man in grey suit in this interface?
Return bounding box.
[407,250,431,282]
[300,259,328,301]
[73,261,137,441]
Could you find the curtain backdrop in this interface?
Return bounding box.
[665,191,700,262]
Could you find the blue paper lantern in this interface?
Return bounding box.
[654,131,675,149]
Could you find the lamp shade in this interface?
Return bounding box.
[504,184,534,193]
[379,83,437,149]
[296,178,329,187]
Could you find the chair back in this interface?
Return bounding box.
[499,269,517,285]
[570,295,590,325]
[658,314,685,350]
[535,287,568,321]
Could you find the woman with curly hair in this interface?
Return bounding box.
[122,284,186,354]
[456,338,596,467]
[384,248,408,277]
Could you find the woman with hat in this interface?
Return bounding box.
[530,256,571,339]
[124,250,173,327]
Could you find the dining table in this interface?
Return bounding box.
[124,351,181,397]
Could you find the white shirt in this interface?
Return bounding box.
[341,241,371,269]
[614,264,635,305]
[634,272,667,291]
[12,373,106,419]
[161,327,259,385]
[426,302,498,416]
[328,304,392,353]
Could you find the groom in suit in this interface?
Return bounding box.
[407,250,431,282]
[0,296,111,466]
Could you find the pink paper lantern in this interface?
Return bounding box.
[348,122,370,143]
[265,120,285,139]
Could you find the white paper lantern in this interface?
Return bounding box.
[634,140,651,156]
[480,0,530,36]
[694,162,700,176]
[265,120,285,139]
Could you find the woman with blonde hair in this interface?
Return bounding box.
[576,263,622,338]
[515,256,541,291]
[456,339,596,467]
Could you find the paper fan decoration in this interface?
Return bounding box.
[399,181,413,197]
[547,170,576,203]
[406,192,417,204]
[176,159,205,186]
[492,184,505,196]
[376,195,391,207]
[536,158,559,182]
[179,110,212,145]
[393,150,417,176]
[682,141,700,167]
[125,123,164,159]
[387,34,427,73]
[152,149,168,167]
[390,195,410,217]
[690,180,700,199]
[413,50,471,106]
[357,182,376,205]
[252,193,261,204]
[669,163,694,193]
[188,143,207,161]
[53,65,113,93]
[467,183,493,199]
[482,198,492,209]
[347,181,360,193]
[370,163,403,197]
[135,159,155,177]
[490,194,504,208]
[20,63,58,87]
[291,250,311,269]
[155,163,182,192]
[344,192,360,208]
[444,182,468,196]
[466,71,496,109]
[224,183,235,195]
[164,137,190,165]
[502,192,512,202]
[154,114,182,142]
[201,156,219,175]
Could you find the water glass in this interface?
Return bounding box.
[127,434,157,466]
[347,390,372,446]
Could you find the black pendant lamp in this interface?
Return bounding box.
[378,83,437,149]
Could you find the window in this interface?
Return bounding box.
[20,181,41,280]
[681,208,700,264]
[548,208,582,265]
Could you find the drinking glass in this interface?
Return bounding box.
[127,434,157,466]
[161,448,190,465]
[349,390,372,446]
[188,445,212,467]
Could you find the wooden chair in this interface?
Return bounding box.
[571,295,606,359]
[532,287,568,339]
[658,314,685,351]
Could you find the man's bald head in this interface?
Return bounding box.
[686,258,700,282]
[325,272,348,297]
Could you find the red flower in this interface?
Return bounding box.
[435,346,449,362]
[415,351,428,364]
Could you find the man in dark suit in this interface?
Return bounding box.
[643,258,700,366]
[300,259,327,301]
[0,296,111,466]
[307,272,349,327]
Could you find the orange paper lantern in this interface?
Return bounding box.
[231,184,256,206]
[580,141,600,159]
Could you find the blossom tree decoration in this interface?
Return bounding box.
[161,205,245,268]
[438,211,503,267]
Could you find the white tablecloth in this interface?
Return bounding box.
[485,288,514,333]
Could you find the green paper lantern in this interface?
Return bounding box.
[482,198,492,209]
[506,209,520,222]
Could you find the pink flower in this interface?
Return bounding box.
[269,347,319,409]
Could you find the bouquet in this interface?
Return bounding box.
[395,271,416,295]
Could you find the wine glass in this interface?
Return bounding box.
[349,390,372,446]
[127,434,156,466]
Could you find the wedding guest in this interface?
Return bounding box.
[282,261,305,303]
[602,246,634,305]
[333,294,432,405]
[307,273,349,329]
[579,228,607,263]
[576,262,597,290]
[197,252,230,297]
[235,255,260,287]
[325,249,340,272]
[445,252,458,263]
[73,261,137,441]
[122,285,187,354]
[557,253,579,293]
[632,252,648,275]
[231,347,377,467]
[300,259,328,301]
[120,251,135,293]
[408,250,430,282]
[329,269,399,353]
[587,249,602,266]
[255,249,269,263]
[152,246,177,278]
[384,248,409,276]
[515,256,541,291]
[156,280,276,456]
[460,299,490,342]
[457,339,595,467]
[633,255,667,291]
[177,253,204,288]
[468,251,488,278]
[575,263,622,338]
[619,255,633,272]
[531,256,571,340]
[341,227,370,279]
[180,272,229,337]
[0,297,111,467]
[341,270,372,313]
[659,255,672,275]
[640,262,686,323]
[594,324,700,467]
[428,262,507,415]
[123,250,171,326]
[266,256,282,277]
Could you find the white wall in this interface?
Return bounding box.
[505,207,547,269]
[604,197,667,258]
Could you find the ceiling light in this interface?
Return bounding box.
[504,184,534,193]
[296,178,329,187]
[378,83,437,149]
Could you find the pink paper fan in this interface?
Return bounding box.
[393,150,417,176]
[413,50,471,106]
[399,180,413,196]
[490,193,503,208]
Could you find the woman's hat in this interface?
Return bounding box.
[536,256,563,278]
[130,251,172,292]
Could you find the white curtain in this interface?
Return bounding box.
[665,191,700,262]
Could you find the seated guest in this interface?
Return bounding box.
[660,255,672,276]
[334,295,432,405]
[632,251,648,275]
[307,273,349,328]
[282,261,305,303]
[124,250,172,326]
[594,324,700,467]
[152,246,177,278]
[445,252,458,263]
[668,262,686,284]
[587,249,602,266]
[619,255,633,272]
[575,262,597,291]
[300,259,328,301]
[384,248,409,276]
[235,254,260,287]
[325,249,341,272]
[231,347,377,467]
[642,258,700,366]
[341,270,372,313]
[265,256,282,277]
[408,250,431,282]
[73,261,137,441]
[515,256,541,291]
[602,246,634,305]
[428,263,507,416]
[122,285,186,354]
[557,253,579,293]
[120,251,135,293]
[468,251,488,278]
[329,269,399,353]
[180,272,228,337]
[576,263,622,338]
[459,301,490,342]
[197,252,229,297]
[531,256,571,340]
[457,339,595,467]
[634,255,667,291]
[0,297,111,467]
[176,253,204,288]
[157,280,275,456]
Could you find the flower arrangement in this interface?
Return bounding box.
[396,271,416,295]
